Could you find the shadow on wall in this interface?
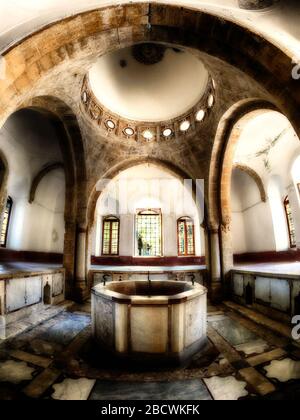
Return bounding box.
[0,108,66,257]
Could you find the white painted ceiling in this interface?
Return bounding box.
[0,0,300,58]
[234,111,300,184]
[89,46,209,121]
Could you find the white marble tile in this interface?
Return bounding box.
[207,314,227,322]
[235,262,300,276]
[235,339,269,356]
[265,358,300,382]
[52,378,96,400]
[0,360,35,384]
[204,376,248,400]
[90,265,206,272]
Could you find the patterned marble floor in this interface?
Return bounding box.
[0,301,300,400]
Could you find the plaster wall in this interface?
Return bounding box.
[0,109,65,253]
[231,169,275,253]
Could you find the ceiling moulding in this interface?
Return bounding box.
[80,76,216,143]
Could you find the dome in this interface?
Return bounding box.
[88,43,209,122]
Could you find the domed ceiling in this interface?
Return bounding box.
[89,43,209,122]
[82,43,215,143]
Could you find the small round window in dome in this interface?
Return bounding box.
[208,94,214,108]
[82,91,88,103]
[124,127,135,137]
[162,128,173,138]
[180,120,190,132]
[105,119,116,130]
[212,79,216,90]
[196,109,205,122]
[143,130,154,141]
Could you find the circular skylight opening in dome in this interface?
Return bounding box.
[208,94,214,108]
[124,127,135,137]
[162,128,173,137]
[105,119,116,130]
[180,120,190,132]
[82,91,88,103]
[196,109,205,122]
[143,130,154,141]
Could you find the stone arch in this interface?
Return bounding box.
[85,157,208,290]
[233,164,267,203]
[86,156,205,229]
[0,149,9,217]
[208,99,277,230]
[0,3,299,134]
[20,96,87,221]
[4,96,87,298]
[29,162,64,204]
[207,99,279,295]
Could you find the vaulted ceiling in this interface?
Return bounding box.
[0,1,299,223]
[1,0,300,55]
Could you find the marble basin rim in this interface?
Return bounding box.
[92,280,208,366]
[92,280,207,304]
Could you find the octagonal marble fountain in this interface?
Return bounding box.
[92,279,207,366]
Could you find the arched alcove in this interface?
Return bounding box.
[212,104,300,275]
[91,163,204,264]
[0,100,87,298]
[0,109,65,252]
[231,167,274,255]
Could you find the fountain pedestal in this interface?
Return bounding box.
[92,280,207,366]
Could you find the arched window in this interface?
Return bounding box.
[283,196,296,248]
[177,216,195,256]
[101,216,120,255]
[0,196,13,248]
[136,209,162,257]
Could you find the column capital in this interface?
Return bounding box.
[77,223,87,234]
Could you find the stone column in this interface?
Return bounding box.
[0,188,7,231]
[208,227,223,303]
[287,184,300,248]
[238,0,277,9]
[220,221,234,298]
[74,224,88,301]
[63,220,76,299]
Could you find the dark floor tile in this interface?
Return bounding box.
[89,379,212,401]
[24,338,63,357]
[262,382,300,400]
[38,314,90,346]
[231,360,251,370]
[210,317,259,346]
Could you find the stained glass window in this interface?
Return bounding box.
[0,196,13,248]
[136,209,162,257]
[284,196,296,248]
[177,217,195,256]
[102,216,120,255]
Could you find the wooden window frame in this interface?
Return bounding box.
[283,196,296,249]
[101,215,120,256]
[135,208,162,257]
[0,196,13,248]
[177,216,195,256]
